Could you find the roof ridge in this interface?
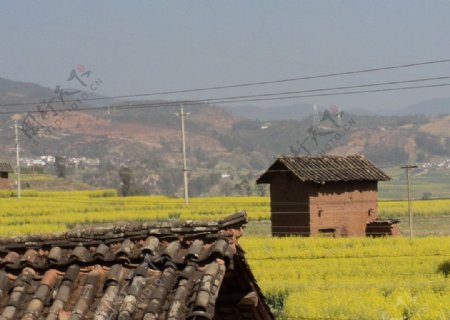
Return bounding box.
[0,211,248,246]
[277,154,363,159]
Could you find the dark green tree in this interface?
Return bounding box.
[118,166,132,196]
[54,156,66,178]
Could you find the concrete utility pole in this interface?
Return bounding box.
[178,104,189,205]
[14,121,21,200]
[401,164,418,239]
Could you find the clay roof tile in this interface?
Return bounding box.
[0,213,273,319]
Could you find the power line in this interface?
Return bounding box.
[2,77,449,114]
[2,82,450,116]
[208,82,450,104]
[189,75,450,102]
[1,58,450,108]
[0,75,441,110]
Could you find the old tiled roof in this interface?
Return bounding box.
[0,163,13,173]
[257,154,390,184]
[0,212,273,320]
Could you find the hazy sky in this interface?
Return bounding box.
[1,1,450,112]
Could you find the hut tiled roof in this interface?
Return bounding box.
[0,212,273,320]
[0,163,13,173]
[257,154,390,184]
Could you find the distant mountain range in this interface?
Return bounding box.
[1,76,449,120]
[382,98,450,116]
[0,77,53,104]
[0,77,107,111]
[223,103,313,121]
[223,98,449,121]
[0,76,449,197]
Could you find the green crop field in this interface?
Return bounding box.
[379,167,450,199]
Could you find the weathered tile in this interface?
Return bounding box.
[0,213,273,319]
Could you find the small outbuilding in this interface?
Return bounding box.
[0,162,13,189]
[256,154,395,237]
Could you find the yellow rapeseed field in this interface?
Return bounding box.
[379,199,450,217]
[0,190,269,236]
[0,190,449,236]
[241,236,450,319]
[0,190,449,319]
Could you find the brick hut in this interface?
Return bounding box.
[0,212,273,320]
[257,155,399,237]
[0,163,13,189]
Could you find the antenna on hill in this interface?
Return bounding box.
[313,104,319,128]
[336,106,342,127]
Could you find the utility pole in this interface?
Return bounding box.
[14,121,21,200]
[178,104,189,205]
[401,164,418,239]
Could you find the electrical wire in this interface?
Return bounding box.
[1,58,450,108]
[174,75,450,103]
[2,82,450,115]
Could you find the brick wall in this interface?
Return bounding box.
[0,177,10,189]
[270,172,310,236]
[309,181,378,237]
[269,175,379,237]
